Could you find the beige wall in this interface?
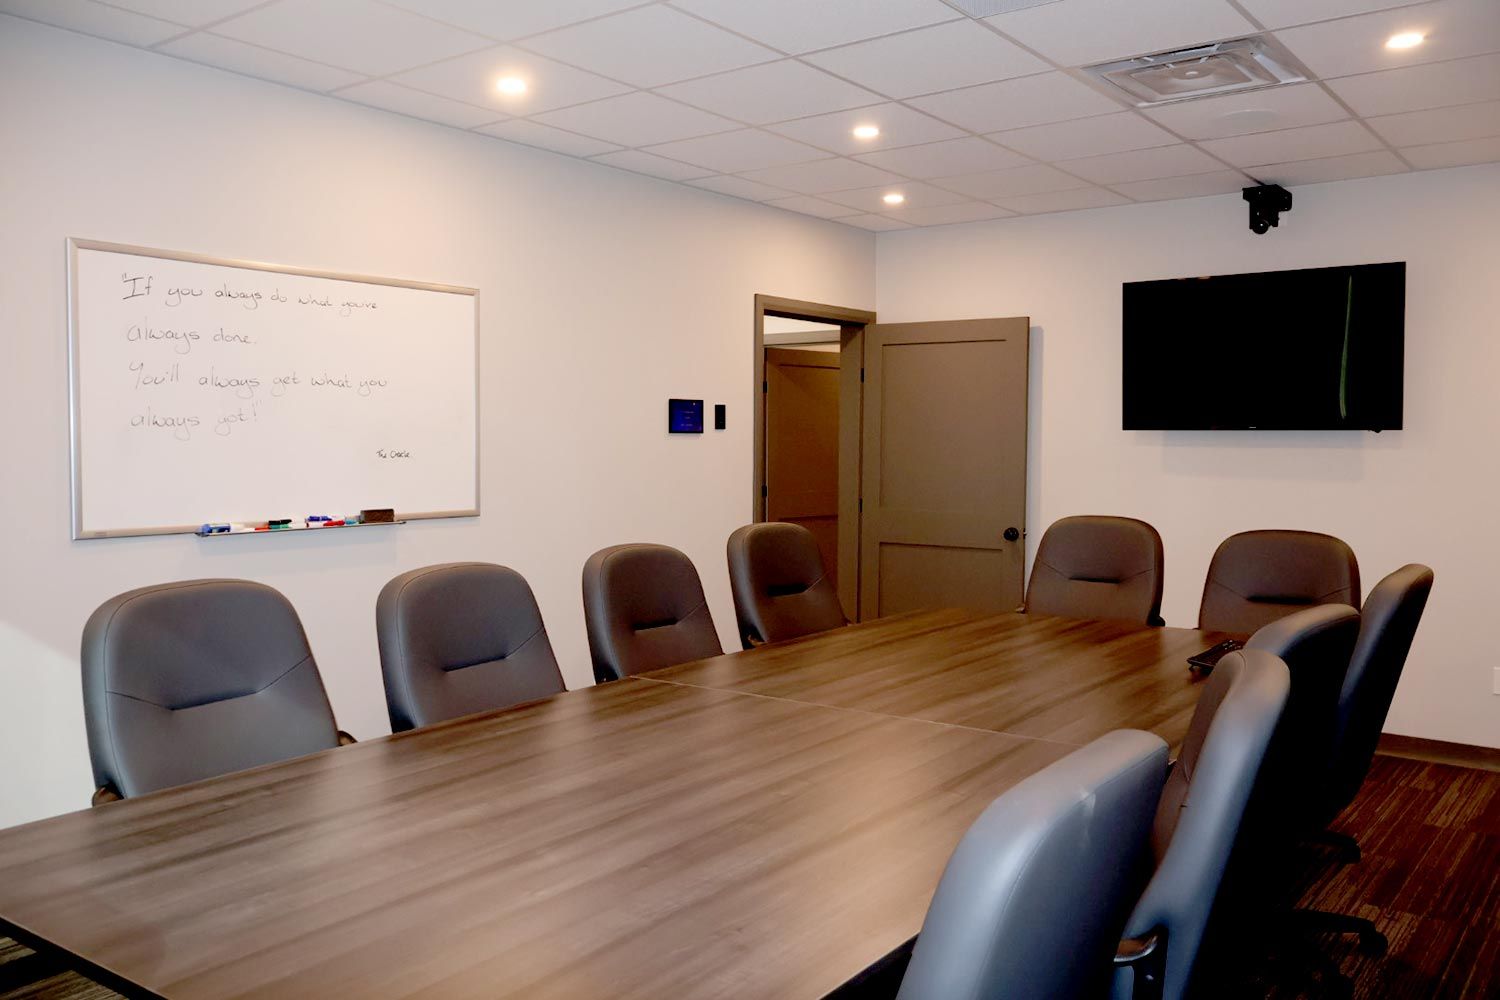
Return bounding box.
[877,162,1500,750]
[0,17,873,826]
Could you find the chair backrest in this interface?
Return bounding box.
[582,543,723,682]
[1025,516,1165,625]
[726,522,846,648]
[81,579,341,799]
[897,730,1169,1000]
[1321,564,1434,820]
[1114,650,1291,1000]
[376,562,566,732]
[1199,530,1360,634]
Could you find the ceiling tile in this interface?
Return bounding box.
[854,137,1031,178]
[1141,83,1350,140]
[735,158,905,194]
[658,61,883,124]
[477,119,623,157]
[1059,143,1225,183]
[0,0,184,45]
[1109,170,1252,201]
[1235,0,1428,30]
[531,92,739,146]
[212,0,491,76]
[895,202,1017,226]
[933,163,1091,198]
[670,0,961,54]
[1273,0,1500,79]
[764,103,965,154]
[1328,53,1500,117]
[803,19,1049,98]
[1248,149,1409,184]
[591,149,717,181]
[390,45,629,116]
[687,175,797,201]
[994,186,1132,214]
[908,73,1123,133]
[841,213,915,231]
[1400,134,1500,167]
[644,129,826,172]
[108,0,263,27]
[990,111,1177,160]
[520,6,777,88]
[982,0,1255,67]
[822,181,969,213]
[765,195,862,219]
[157,32,364,92]
[336,80,502,128]
[1198,120,1385,166]
[381,0,647,42]
[1367,99,1500,145]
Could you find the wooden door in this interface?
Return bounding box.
[859,318,1029,618]
[765,347,840,590]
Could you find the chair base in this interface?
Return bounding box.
[1307,829,1361,865]
[1291,907,1388,956]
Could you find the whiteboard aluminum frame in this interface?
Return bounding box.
[67,237,481,539]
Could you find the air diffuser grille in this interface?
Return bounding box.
[1085,37,1309,107]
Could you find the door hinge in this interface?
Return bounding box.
[761,484,768,498]
[762,380,768,393]
[859,368,865,383]
[858,497,863,512]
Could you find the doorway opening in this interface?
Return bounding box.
[753,295,875,622]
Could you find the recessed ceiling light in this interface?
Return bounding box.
[1384,31,1425,50]
[882,193,905,206]
[852,125,881,140]
[496,76,528,95]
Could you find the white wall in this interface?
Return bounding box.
[0,17,873,827]
[878,163,1500,750]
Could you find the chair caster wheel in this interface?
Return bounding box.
[1359,929,1388,957]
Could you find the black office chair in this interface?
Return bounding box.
[1291,565,1433,945]
[582,543,723,681]
[1025,516,1166,626]
[726,522,846,649]
[376,562,566,732]
[896,730,1169,1000]
[81,579,353,802]
[1111,650,1291,1000]
[1199,530,1360,634]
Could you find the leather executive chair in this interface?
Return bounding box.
[726,521,846,649]
[1025,515,1166,626]
[81,579,353,803]
[582,543,723,682]
[376,562,566,732]
[1112,649,1291,1000]
[897,729,1170,1000]
[1198,530,1360,635]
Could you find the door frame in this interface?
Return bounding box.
[753,294,876,620]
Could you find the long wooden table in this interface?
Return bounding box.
[0,611,1228,999]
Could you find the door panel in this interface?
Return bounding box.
[765,347,840,590]
[860,318,1028,618]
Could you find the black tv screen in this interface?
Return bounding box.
[1122,262,1405,430]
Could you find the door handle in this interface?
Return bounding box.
[1003,527,1020,542]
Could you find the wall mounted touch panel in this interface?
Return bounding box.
[68,239,478,537]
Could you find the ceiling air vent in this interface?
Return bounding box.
[1084,36,1309,107]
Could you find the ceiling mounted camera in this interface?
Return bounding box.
[1243,184,1293,235]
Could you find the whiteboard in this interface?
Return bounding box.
[68,239,479,538]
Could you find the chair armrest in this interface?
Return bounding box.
[336,730,358,746]
[1114,928,1166,1000]
[91,785,122,807]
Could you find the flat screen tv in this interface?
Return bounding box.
[1122,262,1405,430]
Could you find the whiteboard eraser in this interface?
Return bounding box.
[361,508,395,523]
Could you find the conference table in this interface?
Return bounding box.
[0,609,1231,999]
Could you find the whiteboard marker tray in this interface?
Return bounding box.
[197,521,406,537]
